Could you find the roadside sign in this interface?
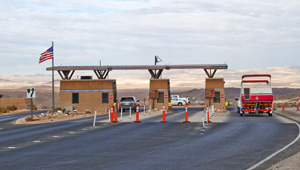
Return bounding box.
[26,87,36,98]
[205,89,215,97]
[109,95,113,100]
[221,93,224,98]
[149,89,158,98]
[164,94,168,99]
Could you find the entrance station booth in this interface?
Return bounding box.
[205,78,226,111]
[149,79,171,111]
[59,79,117,113]
[47,64,228,113]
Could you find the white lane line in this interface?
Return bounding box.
[69,131,75,134]
[34,140,41,143]
[247,115,300,170]
[53,136,60,138]
[8,147,16,149]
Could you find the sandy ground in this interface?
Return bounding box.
[267,108,300,170]
[15,108,170,125]
[15,111,108,124]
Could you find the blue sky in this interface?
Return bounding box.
[0,0,300,75]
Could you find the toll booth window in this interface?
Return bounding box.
[72,93,79,104]
[157,92,164,103]
[102,93,109,104]
[213,91,221,103]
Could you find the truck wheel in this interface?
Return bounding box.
[240,113,244,116]
[237,107,240,113]
[268,113,272,117]
[178,102,183,106]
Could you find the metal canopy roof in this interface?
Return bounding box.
[46,64,228,80]
[46,64,228,71]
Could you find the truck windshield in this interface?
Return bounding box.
[244,88,250,100]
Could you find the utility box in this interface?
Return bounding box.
[205,78,226,111]
[59,79,117,113]
[149,79,171,111]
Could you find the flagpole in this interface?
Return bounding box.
[52,41,55,114]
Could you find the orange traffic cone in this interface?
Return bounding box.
[161,104,167,123]
[206,104,211,123]
[183,104,190,123]
[110,105,114,122]
[114,103,118,123]
[134,104,141,123]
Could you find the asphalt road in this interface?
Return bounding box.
[0,108,299,170]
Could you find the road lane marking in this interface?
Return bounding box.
[69,132,75,134]
[8,147,16,149]
[53,136,60,138]
[34,140,41,143]
[247,114,300,170]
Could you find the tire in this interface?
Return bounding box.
[237,107,240,113]
[178,102,183,106]
[268,113,272,117]
[240,113,244,116]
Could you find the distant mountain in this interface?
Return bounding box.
[272,88,300,95]
[0,78,12,82]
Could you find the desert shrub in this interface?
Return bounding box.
[6,105,17,112]
[54,107,62,112]
[65,110,70,115]
[41,106,48,109]
[25,115,40,121]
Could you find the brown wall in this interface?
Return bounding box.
[205,78,226,111]
[149,79,171,111]
[0,98,33,110]
[59,79,117,113]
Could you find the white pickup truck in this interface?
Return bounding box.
[171,95,190,104]
[171,98,186,106]
[171,95,190,106]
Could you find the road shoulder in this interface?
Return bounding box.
[266,108,300,170]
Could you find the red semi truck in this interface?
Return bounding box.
[236,74,273,116]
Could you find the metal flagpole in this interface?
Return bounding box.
[52,41,55,114]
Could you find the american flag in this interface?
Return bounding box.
[39,46,53,63]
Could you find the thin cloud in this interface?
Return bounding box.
[0,0,300,75]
